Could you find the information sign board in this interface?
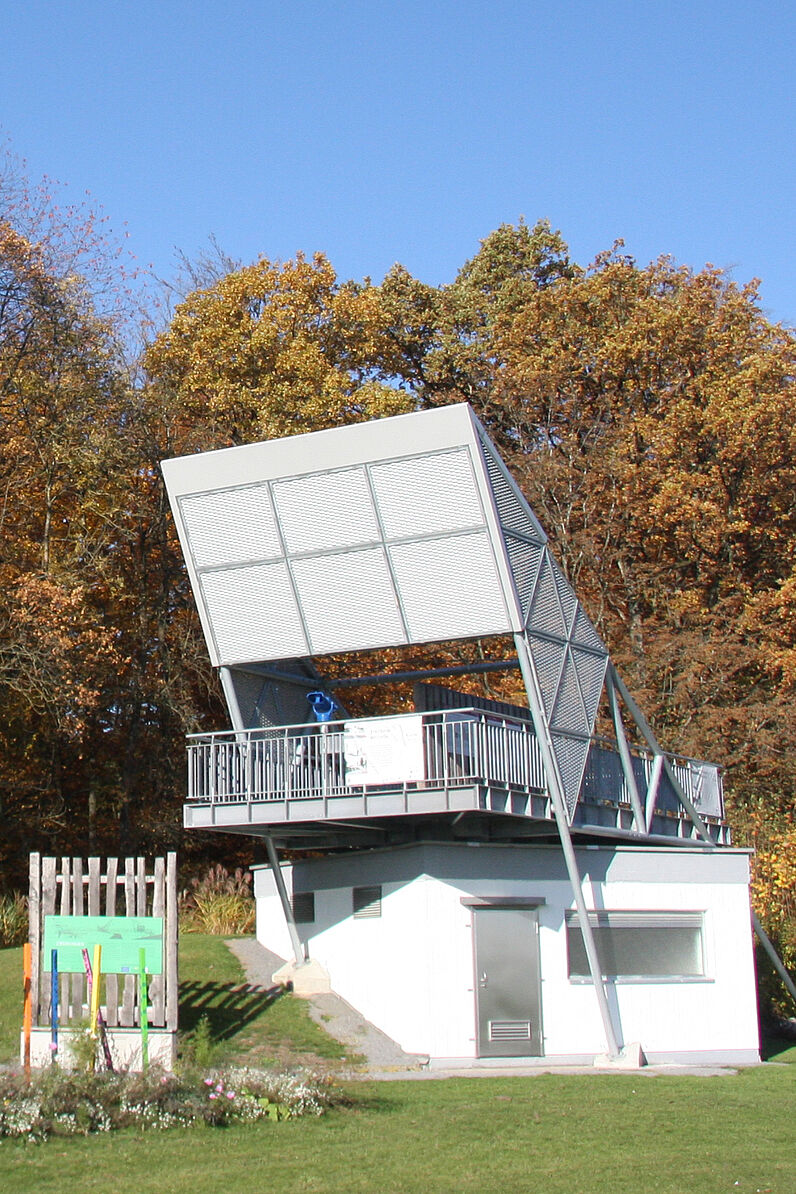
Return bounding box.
[42,915,163,974]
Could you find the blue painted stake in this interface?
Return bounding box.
[51,949,58,1063]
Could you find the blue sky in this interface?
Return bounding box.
[2,1,794,325]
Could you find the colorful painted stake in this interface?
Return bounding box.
[81,946,114,1072]
[139,947,149,1070]
[90,944,102,1038]
[81,947,97,1071]
[22,942,32,1078]
[51,949,59,1062]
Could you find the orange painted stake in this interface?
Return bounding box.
[22,942,32,1077]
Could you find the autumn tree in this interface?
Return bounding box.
[0,164,218,876]
[0,216,126,862]
[144,252,412,446]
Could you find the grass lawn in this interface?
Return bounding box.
[0,1063,794,1193]
[1,940,795,1192]
[0,945,22,1063]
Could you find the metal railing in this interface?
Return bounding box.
[186,708,724,822]
[187,709,545,804]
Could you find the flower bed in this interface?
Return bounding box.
[0,1065,340,1143]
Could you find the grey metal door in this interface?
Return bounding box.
[473,906,543,1057]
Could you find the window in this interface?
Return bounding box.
[292,891,315,924]
[566,911,705,980]
[353,885,382,919]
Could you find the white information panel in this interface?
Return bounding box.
[344,715,426,786]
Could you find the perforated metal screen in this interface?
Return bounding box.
[165,419,519,666]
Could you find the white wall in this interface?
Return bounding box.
[253,844,760,1064]
[253,863,295,962]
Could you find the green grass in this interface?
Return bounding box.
[178,934,348,1065]
[1,1064,795,1193]
[2,941,795,1192]
[0,945,22,1063]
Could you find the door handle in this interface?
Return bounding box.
[479,971,488,989]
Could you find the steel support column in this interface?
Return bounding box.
[609,667,712,845]
[644,753,665,832]
[514,633,621,1059]
[263,834,305,968]
[752,910,796,1008]
[219,666,244,728]
[606,670,647,833]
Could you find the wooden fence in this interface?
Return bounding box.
[28,854,178,1031]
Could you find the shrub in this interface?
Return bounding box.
[179,864,255,935]
[184,1013,216,1067]
[0,892,28,947]
[0,1065,339,1143]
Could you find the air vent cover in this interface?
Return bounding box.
[489,1020,532,1042]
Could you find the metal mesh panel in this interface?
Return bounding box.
[551,651,587,732]
[292,892,315,923]
[527,551,567,638]
[504,534,544,619]
[180,485,282,568]
[229,668,316,729]
[389,532,509,643]
[272,467,380,554]
[228,669,267,727]
[529,637,566,716]
[697,764,723,818]
[477,431,546,541]
[369,449,484,540]
[571,648,608,725]
[572,606,606,652]
[550,732,591,817]
[551,558,578,636]
[414,683,533,722]
[291,547,406,655]
[200,562,308,663]
[581,741,625,804]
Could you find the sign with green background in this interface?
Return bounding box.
[43,915,163,974]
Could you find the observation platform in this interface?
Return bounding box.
[184,707,728,850]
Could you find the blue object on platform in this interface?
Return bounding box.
[307,691,336,722]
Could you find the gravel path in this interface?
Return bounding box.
[225,938,427,1075]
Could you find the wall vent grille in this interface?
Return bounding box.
[292,891,315,924]
[353,885,382,919]
[489,1020,532,1041]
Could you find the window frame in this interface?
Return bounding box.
[565,910,709,984]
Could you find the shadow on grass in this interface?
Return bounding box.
[179,980,285,1043]
[760,1035,796,1063]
